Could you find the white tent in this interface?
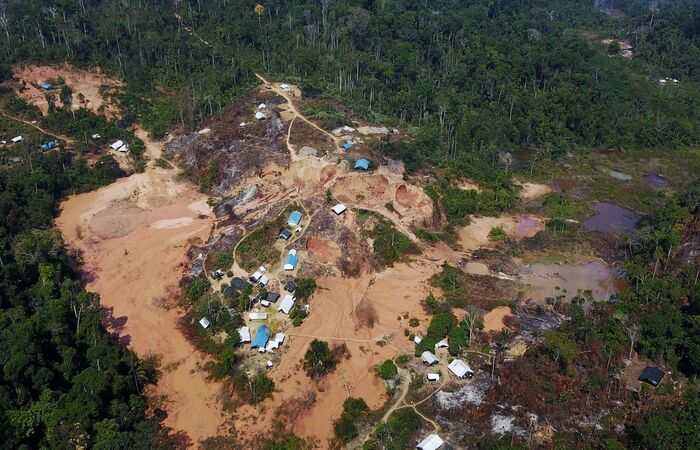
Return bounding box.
[117,144,129,153]
[266,360,273,368]
[258,103,266,110]
[435,339,448,349]
[260,300,271,307]
[255,111,267,120]
[266,340,279,352]
[199,317,211,329]
[421,351,438,366]
[91,133,101,139]
[448,359,474,379]
[237,326,251,343]
[414,335,423,344]
[416,433,444,450]
[11,136,23,143]
[110,140,124,150]
[427,373,440,382]
[259,274,270,286]
[280,83,290,91]
[278,295,295,314]
[248,312,268,320]
[274,333,285,344]
[198,127,211,134]
[332,203,347,215]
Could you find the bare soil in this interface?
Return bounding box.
[56,130,227,445]
[12,63,124,118]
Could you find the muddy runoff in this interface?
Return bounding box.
[56,129,227,445]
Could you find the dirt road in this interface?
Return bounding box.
[0,110,76,144]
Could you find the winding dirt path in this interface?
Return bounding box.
[0,110,76,144]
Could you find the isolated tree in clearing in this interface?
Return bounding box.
[303,339,337,380]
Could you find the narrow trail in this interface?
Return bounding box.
[255,73,343,153]
[173,12,211,47]
[0,110,76,144]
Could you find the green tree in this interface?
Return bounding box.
[303,340,337,380]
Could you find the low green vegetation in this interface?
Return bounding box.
[431,264,470,308]
[303,339,337,380]
[236,204,300,272]
[300,102,350,130]
[207,252,233,272]
[488,226,507,241]
[541,192,589,220]
[369,218,417,266]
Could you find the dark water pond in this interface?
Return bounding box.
[582,202,641,234]
[643,172,670,188]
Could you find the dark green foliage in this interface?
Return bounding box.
[629,389,700,450]
[431,264,470,307]
[343,397,369,419]
[186,276,211,303]
[303,339,337,380]
[0,150,168,447]
[542,192,588,220]
[230,371,275,405]
[289,305,308,327]
[415,336,437,357]
[294,277,317,301]
[378,360,398,380]
[369,219,416,267]
[260,433,312,450]
[300,102,350,130]
[367,408,422,450]
[207,252,233,272]
[427,312,457,340]
[440,184,518,224]
[333,396,369,442]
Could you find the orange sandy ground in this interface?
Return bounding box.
[55,132,228,445]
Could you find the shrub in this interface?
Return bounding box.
[186,276,211,303]
[488,226,507,241]
[378,360,398,380]
[427,312,457,339]
[303,339,337,380]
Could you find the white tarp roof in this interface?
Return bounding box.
[260,300,271,307]
[11,136,23,143]
[248,312,268,320]
[435,339,448,348]
[237,326,251,342]
[255,111,267,120]
[332,204,347,215]
[265,340,279,351]
[91,133,101,139]
[417,433,444,450]
[199,317,211,329]
[280,83,290,90]
[448,359,473,378]
[414,335,423,344]
[110,140,124,150]
[198,127,211,134]
[274,333,285,343]
[258,103,266,109]
[427,373,440,381]
[421,351,438,365]
[117,144,129,152]
[278,295,295,314]
[259,274,270,286]
[250,271,262,282]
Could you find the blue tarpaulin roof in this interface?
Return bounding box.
[40,83,52,90]
[251,325,269,349]
[288,211,303,225]
[354,159,369,170]
[40,141,58,151]
[285,254,298,268]
[342,142,352,150]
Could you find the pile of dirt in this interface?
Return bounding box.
[89,202,149,239]
[12,63,124,118]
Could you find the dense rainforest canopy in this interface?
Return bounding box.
[1,0,700,178]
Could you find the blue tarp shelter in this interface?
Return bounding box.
[40,141,58,151]
[354,159,369,170]
[40,83,53,90]
[251,325,270,349]
[284,254,298,270]
[279,230,292,240]
[288,211,303,226]
[342,142,352,150]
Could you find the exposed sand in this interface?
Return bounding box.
[56,131,226,445]
[482,306,514,332]
[307,237,340,263]
[12,63,124,118]
[516,180,552,200]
